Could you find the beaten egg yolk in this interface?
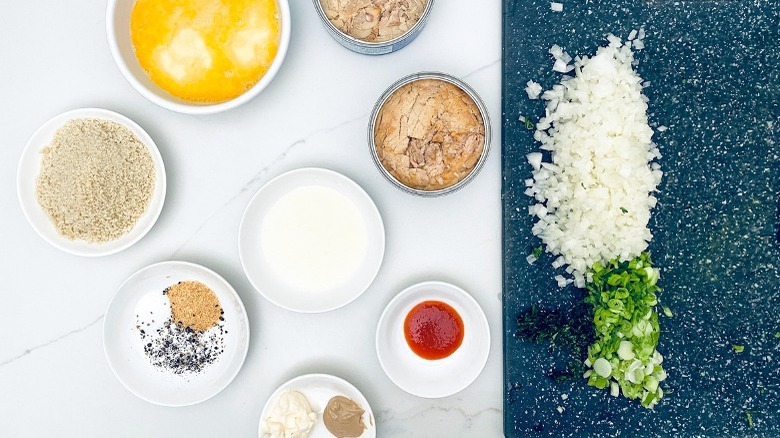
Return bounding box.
[130,0,280,103]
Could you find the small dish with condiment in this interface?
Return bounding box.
[106,0,291,114]
[313,0,434,55]
[259,373,376,438]
[239,167,385,313]
[369,72,492,197]
[375,280,490,398]
[16,108,166,257]
[103,261,250,407]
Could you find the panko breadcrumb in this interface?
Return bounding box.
[35,118,156,243]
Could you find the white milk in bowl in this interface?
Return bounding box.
[260,185,368,293]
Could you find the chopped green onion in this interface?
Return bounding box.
[662,306,673,317]
[746,410,753,428]
[620,207,628,214]
[593,358,612,377]
[733,345,744,353]
[610,381,620,397]
[532,245,544,259]
[617,340,635,360]
[584,252,666,409]
[775,332,780,339]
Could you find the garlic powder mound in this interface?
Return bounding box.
[320,0,428,42]
[35,118,156,243]
[165,281,222,332]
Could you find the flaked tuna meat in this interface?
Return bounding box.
[319,0,428,43]
[373,79,485,191]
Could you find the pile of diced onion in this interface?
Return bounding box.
[523,31,663,288]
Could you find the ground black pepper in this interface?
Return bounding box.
[138,320,226,374]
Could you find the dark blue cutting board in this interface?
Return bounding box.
[502,1,779,436]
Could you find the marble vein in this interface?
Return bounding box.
[168,57,499,258]
[463,58,501,79]
[0,314,105,367]
[376,404,502,424]
[171,58,501,259]
[170,113,367,258]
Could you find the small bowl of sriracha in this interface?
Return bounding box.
[375,280,491,398]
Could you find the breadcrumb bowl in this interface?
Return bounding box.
[17,108,166,257]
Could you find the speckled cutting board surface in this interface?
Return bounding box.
[502,0,779,436]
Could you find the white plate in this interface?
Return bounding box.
[375,281,491,398]
[239,168,385,313]
[103,261,250,407]
[16,108,166,257]
[259,373,376,438]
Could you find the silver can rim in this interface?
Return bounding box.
[368,72,493,198]
[312,0,435,49]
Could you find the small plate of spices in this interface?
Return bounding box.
[17,108,166,257]
[103,261,249,406]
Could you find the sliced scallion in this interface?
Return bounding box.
[584,252,667,409]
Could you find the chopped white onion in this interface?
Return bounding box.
[522,33,662,284]
[525,80,543,99]
[552,59,570,73]
[526,152,543,170]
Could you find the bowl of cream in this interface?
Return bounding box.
[239,168,385,313]
[106,0,290,114]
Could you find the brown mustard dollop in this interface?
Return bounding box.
[323,395,367,438]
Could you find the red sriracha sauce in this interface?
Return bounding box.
[404,300,464,360]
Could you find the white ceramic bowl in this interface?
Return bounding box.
[376,281,491,398]
[106,0,291,114]
[103,261,250,407]
[239,168,385,313]
[259,373,376,438]
[16,108,166,257]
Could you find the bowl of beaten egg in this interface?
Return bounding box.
[107,0,290,114]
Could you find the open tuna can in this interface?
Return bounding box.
[369,72,491,197]
[313,0,434,55]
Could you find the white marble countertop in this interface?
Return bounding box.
[0,1,502,436]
